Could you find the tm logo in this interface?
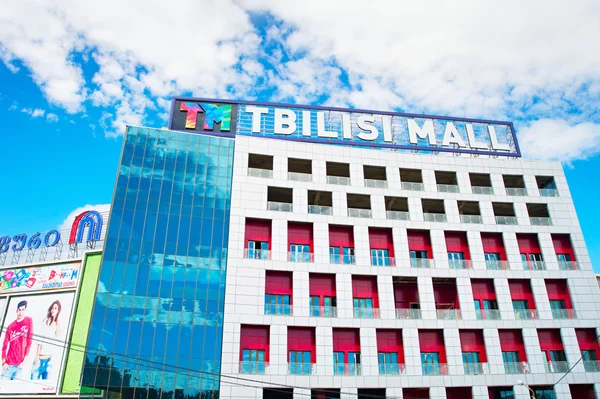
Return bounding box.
[69,210,103,245]
[179,102,233,131]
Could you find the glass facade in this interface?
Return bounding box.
[81,127,234,398]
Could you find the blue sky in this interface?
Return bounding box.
[0,2,599,270]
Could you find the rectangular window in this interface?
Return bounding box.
[353,298,374,318]
[410,250,428,258]
[378,352,399,374]
[265,294,291,315]
[242,349,266,374]
[549,350,566,362]
[448,252,465,268]
[289,351,312,375]
[333,352,345,375]
[502,351,520,373]
[329,246,340,263]
[310,296,336,317]
[248,240,269,259]
[549,300,566,310]
[371,248,391,266]
[533,388,556,399]
[348,352,361,375]
[309,296,320,316]
[421,352,440,375]
[462,352,480,374]
[290,244,311,262]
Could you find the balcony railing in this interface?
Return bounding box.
[448,259,472,270]
[551,308,576,319]
[379,363,406,375]
[503,362,530,374]
[248,168,273,178]
[411,258,434,268]
[424,213,447,222]
[514,309,539,320]
[540,188,559,197]
[239,361,268,374]
[558,260,579,270]
[436,309,462,320]
[330,255,355,265]
[530,217,552,226]
[288,171,312,182]
[437,184,459,193]
[310,306,337,318]
[348,208,372,218]
[486,260,510,270]
[371,256,396,267]
[395,308,422,319]
[463,362,490,375]
[365,179,388,188]
[288,252,314,262]
[308,205,333,215]
[386,210,410,220]
[353,307,381,319]
[288,363,315,375]
[545,361,570,373]
[401,181,424,191]
[422,363,449,376]
[327,175,350,185]
[583,360,600,372]
[267,201,292,212]
[522,260,546,271]
[476,309,502,320]
[506,187,528,196]
[264,304,292,316]
[472,186,494,195]
[495,216,518,225]
[460,214,482,224]
[333,363,361,376]
[244,248,271,260]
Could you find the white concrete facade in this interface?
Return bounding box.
[221,135,600,399]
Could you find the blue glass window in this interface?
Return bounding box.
[248,240,269,259]
[265,294,291,315]
[242,349,266,374]
[353,298,374,318]
[289,351,312,375]
[378,352,399,374]
[290,244,311,262]
[421,352,440,375]
[371,249,390,266]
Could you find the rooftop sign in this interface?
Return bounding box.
[168,97,520,157]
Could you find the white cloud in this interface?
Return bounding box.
[21,108,45,118]
[46,113,58,122]
[58,203,111,231]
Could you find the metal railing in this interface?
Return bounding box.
[244,248,271,260]
[558,260,579,270]
[530,217,552,226]
[365,179,388,188]
[437,184,459,193]
[486,260,510,270]
[310,306,337,318]
[522,260,546,271]
[247,168,273,178]
[386,210,410,220]
[495,216,518,225]
[333,364,362,376]
[330,255,355,265]
[424,213,447,222]
[288,171,312,182]
[267,201,293,212]
[463,362,490,375]
[288,363,315,375]
[353,307,381,319]
[411,258,434,268]
[348,208,372,218]
[514,309,539,320]
[476,309,502,320]
[540,188,559,197]
[503,362,530,374]
[288,252,314,262]
[448,259,472,270]
[583,360,600,372]
[327,175,351,185]
[551,308,576,319]
[422,363,449,375]
[308,205,333,215]
[401,181,424,191]
[371,256,396,267]
[472,186,494,195]
[239,361,268,374]
[436,309,462,320]
[264,304,293,316]
[506,187,528,196]
[460,214,482,224]
[395,308,422,319]
[545,361,570,373]
[379,363,406,375]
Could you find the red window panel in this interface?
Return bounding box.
[332,328,360,364]
[498,330,527,362]
[369,227,395,256]
[481,233,507,260]
[352,275,379,307]
[538,329,564,361]
[444,231,471,260]
[552,234,576,260]
[240,325,270,361]
[265,271,293,296]
[309,273,336,297]
[329,225,354,248]
[376,329,405,363]
[569,385,596,399]
[459,330,487,362]
[433,279,460,309]
[288,327,316,363]
[446,387,472,399]
[418,330,447,363]
[471,279,497,301]
[516,233,542,256]
[403,388,429,399]
[288,222,314,251]
[545,279,573,309]
[244,218,271,248]
[407,230,432,255]
[508,279,536,309]
[393,279,419,309]
[576,329,600,352]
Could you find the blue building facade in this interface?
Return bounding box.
[82,126,234,398]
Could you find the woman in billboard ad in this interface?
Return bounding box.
[31,299,63,381]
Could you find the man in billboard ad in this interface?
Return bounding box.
[0,292,74,394]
